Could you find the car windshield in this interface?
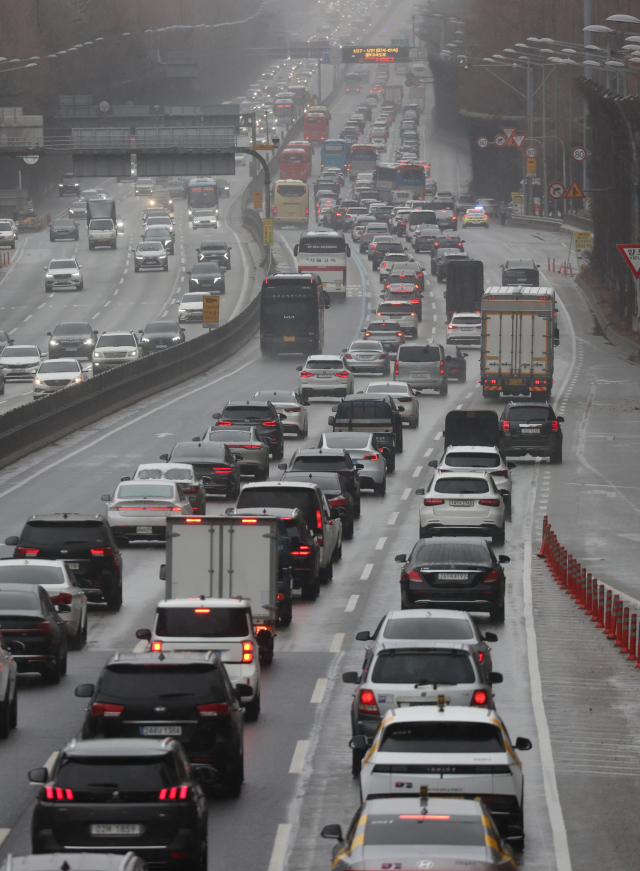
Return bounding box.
[136,467,194,481]
[336,400,392,421]
[145,229,170,237]
[194,210,217,217]
[380,721,504,753]
[54,323,90,336]
[182,294,205,303]
[99,663,224,701]
[89,220,113,230]
[70,202,85,209]
[38,361,79,373]
[139,243,164,251]
[156,607,250,638]
[116,484,174,499]
[0,566,64,585]
[145,323,178,333]
[55,757,179,792]
[54,221,76,228]
[378,304,413,315]
[507,406,552,422]
[97,335,135,348]
[371,649,475,685]
[49,261,77,269]
[1,347,38,357]
[223,407,274,421]
[0,591,40,610]
[200,243,226,251]
[383,616,473,641]
[398,345,440,363]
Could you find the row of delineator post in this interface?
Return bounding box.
[538,516,640,664]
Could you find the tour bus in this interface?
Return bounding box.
[279,148,310,181]
[288,140,314,168]
[274,97,296,125]
[294,230,350,302]
[304,112,329,143]
[272,180,309,228]
[396,163,428,198]
[321,139,349,173]
[260,272,329,356]
[187,178,219,215]
[348,143,377,179]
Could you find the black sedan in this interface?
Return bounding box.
[215,178,231,197]
[196,240,232,269]
[0,583,68,683]
[188,262,226,294]
[443,343,468,382]
[395,536,510,622]
[138,321,185,354]
[162,441,241,499]
[49,219,79,242]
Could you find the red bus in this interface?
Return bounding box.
[279,148,310,181]
[304,113,329,143]
[288,140,313,167]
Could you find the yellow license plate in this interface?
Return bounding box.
[509,378,523,385]
[284,336,295,342]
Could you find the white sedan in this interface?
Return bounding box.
[178,292,206,322]
[0,558,88,649]
[33,358,87,398]
[296,355,355,400]
[0,345,44,380]
[429,446,515,517]
[365,380,419,428]
[415,471,507,545]
[191,209,218,229]
[101,481,193,544]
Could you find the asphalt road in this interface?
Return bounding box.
[0,5,639,871]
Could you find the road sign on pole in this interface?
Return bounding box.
[548,181,566,200]
[503,127,515,143]
[525,146,537,158]
[572,146,587,162]
[322,48,331,64]
[526,157,537,176]
[512,134,526,148]
[565,179,585,198]
[263,218,273,245]
[477,137,488,149]
[253,190,263,209]
[494,134,506,147]
[253,143,275,151]
[202,295,220,328]
[617,244,640,279]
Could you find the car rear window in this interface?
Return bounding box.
[433,478,489,494]
[236,488,319,530]
[382,617,473,641]
[365,815,484,847]
[223,406,274,421]
[291,456,348,471]
[156,607,250,638]
[55,757,179,792]
[0,566,64,585]
[306,360,344,370]
[336,400,392,421]
[371,649,475,685]
[116,484,174,499]
[20,521,107,545]
[445,452,500,468]
[136,467,195,482]
[323,434,371,448]
[99,664,225,700]
[380,721,504,753]
[397,345,441,363]
[507,406,552,422]
[452,315,481,324]
[0,590,40,610]
[378,304,413,315]
[366,323,401,333]
[414,541,491,564]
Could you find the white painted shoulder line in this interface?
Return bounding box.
[0,830,10,848]
[289,740,309,774]
[310,678,327,704]
[268,823,292,871]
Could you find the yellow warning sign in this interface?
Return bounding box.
[253,143,275,151]
[203,295,220,326]
[263,218,273,246]
[526,158,536,176]
[253,190,263,209]
[574,231,593,273]
[565,179,585,199]
[511,191,523,205]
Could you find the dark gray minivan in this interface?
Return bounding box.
[394,343,447,396]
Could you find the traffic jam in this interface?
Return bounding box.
[0,0,612,870]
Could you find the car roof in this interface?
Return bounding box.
[363,795,484,817]
[1,854,143,871]
[292,448,347,457]
[306,355,344,361]
[0,558,67,570]
[383,608,473,623]
[504,259,537,268]
[373,639,476,654]
[25,513,104,523]
[444,445,500,454]
[0,582,44,593]
[105,651,217,667]
[135,462,194,471]
[61,738,175,759]
[240,481,322,492]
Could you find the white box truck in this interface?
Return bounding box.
[480,286,559,399]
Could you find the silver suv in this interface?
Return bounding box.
[92,331,141,374]
[394,342,447,396]
[44,258,83,292]
[0,219,17,249]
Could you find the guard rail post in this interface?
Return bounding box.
[610,595,621,643]
[604,589,613,635]
[579,567,587,609]
[627,614,637,661]
[585,572,593,616]
[595,583,605,628]
[621,606,630,654]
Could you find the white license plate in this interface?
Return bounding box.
[140,725,182,736]
[526,429,541,435]
[316,374,332,378]
[91,824,142,836]
[398,701,438,707]
[136,526,153,534]
[67,562,80,571]
[156,345,167,350]
[438,572,469,580]
[449,500,474,507]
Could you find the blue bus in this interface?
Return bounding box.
[321,139,349,173]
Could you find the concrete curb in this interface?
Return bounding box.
[575,275,640,356]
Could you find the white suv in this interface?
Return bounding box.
[447,311,482,345]
[92,331,141,373]
[0,219,17,249]
[296,355,354,399]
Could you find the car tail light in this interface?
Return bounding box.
[362,454,378,461]
[405,570,423,582]
[447,324,455,330]
[335,371,350,378]
[50,593,73,606]
[394,361,399,376]
[273,206,277,215]
[364,332,371,338]
[358,689,379,715]
[479,498,500,507]
[242,641,253,663]
[217,420,232,426]
[484,570,500,582]
[214,467,232,474]
[91,702,124,718]
[45,787,74,801]
[551,421,559,431]
[186,518,202,523]
[291,545,312,556]
[300,370,314,377]
[15,547,39,557]
[90,547,114,556]
[159,785,190,800]
[241,519,257,524]
[306,208,309,215]
[423,498,445,506]
[151,641,162,651]
[440,363,445,375]
[283,407,300,413]
[502,421,510,431]
[491,471,508,478]
[197,702,230,717]
[181,486,199,494]
[345,353,353,360]
[31,620,51,635]
[478,651,484,663]
[410,299,420,304]
[329,496,347,507]
[263,421,277,427]
[471,690,489,707]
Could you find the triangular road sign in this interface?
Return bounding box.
[617,244,640,280]
[565,179,585,198]
[503,127,515,141]
[512,133,526,148]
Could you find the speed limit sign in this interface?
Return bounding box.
[525,146,537,158]
[572,146,587,162]
[477,137,488,149]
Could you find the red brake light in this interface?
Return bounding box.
[151,641,162,651]
[479,498,500,507]
[197,702,230,717]
[552,420,559,431]
[194,608,211,613]
[502,421,510,431]
[241,518,258,524]
[263,421,277,427]
[316,509,323,531]
[50,593,73,606]
[300,370,314,377]
[358,689,379,714]
[335,371,350,378]
[485,570,500,581]
[345,353,353,360]
[217,420,233,426]
[186,518,202,523]
[159,785,191,800]
[214,467,232,474]
[405,569,422,582]
[91,702,125,718]
[291,545,312,555]
[471,690,489,707]
[490,470,508,478]
[90,547,114,556]
[423,498,445,506]
[242,641,253,663]
[478,651,484,663]
[46,787,74,801]
[399,814,450,820]
[362,454,378,461]
[15,547,39,557]
[394,361,399,375]
[329,496,347,507]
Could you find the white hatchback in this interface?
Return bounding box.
[416,471,507,544]
[253,389,310,438]
[297,355,354,400]
[365,380,419,428]
[447,311,482,345]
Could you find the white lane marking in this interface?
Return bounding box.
[432,314,437,321]
[267,823,292,871]
[104,300,111,307]
[92,311,100,319]
[133,639,147,653]
[401,488,411,500]
[375,537,386,549]
[435,431,443,440]
[0,829,10,848]
[119,277,124,284]
[161,309,169,317]
[456,403,463,410]
[113,288,119,295]
[8,328,18,335]
[330,633,345,653]
[23,314,32,322]
[388,511,399,525]
[310,678,328,704]
[412,465,422,477]
[289,740,309,774]
[360,564,373,580]
[432,302,436,309]
[465,391,473,398]
[37,302,46,309]
[0,356,260,501]
[431,326,436,334]
[345,595,359,612]
[424,448,433,457]
[123,268,128,274]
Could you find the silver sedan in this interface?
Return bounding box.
[101,481,193,543]
[365,380,419,428]
[204,426,270,479]
[343,340,390,376]
[253,389,310,438]
[318,432,387,495]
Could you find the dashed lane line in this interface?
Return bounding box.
[310,678,328,704]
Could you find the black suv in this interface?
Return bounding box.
[187,262,225,294]
[50,219,80,243]
[329,395,403,471]
[213,401,285,460]
[76,651,246,795]
[280,448,361,517]
[499,401,563,463]
[47,322,97,360]
[501,259,540,287]
[5,515,123,611]
[196,240,232,269]
[162,442,241,499]
[139,320,185,353]
[29,737,208,866]
[0,583,68,683]
[370,239,405,270]
[395,536,510,622]
[58,173,80,196]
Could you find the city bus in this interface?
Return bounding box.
[187,178,219,216]
[272,180,309,227]
[279,148,310,181]
[304,112,329,143]
[260,272,328,356]
[375,163,400,201]
[274,97,296,125]
[288,140,313,168]
[396,163,427,198]
[348,143,377,179]
[321,139,349,173]
[294,230,350,302]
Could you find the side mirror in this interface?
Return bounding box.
[355,463,364,470]
[28,767,49,784]
[330,507,341,520]
[233,453,244,461]
[498,556,510,567]
[415,488,425,496]
[320,824,343,842]
[212,413,221,419]
[120,476,131,482]
[136,628,152,641]
[395,553,407,563]
[225,507,234,516]
[192,436,201,442]
[159,454,169,461]
[101,494,110,502]
[514,736,533,751]
[349,735,369,751]
[47,332,52,337]
[4,536,18,546]
[504,825,524,844]
[296,365,303,371]
[499,489,509,499]
[507,462,516,469]
[138,329,144,334]
[293,244,299,256]
[279,413,287,421]
[487,672,503,685]
[556,415,564,423]
[355,630,370,641]
[345,244,351,257]
[328,416,335,426]
[75,683,95,697]
[428,460,437,468]
[278,463,287,470]
[341,671,360,684]
[463,352,468,357]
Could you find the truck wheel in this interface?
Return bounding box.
[244,691,261,722]
[279,602,292,627]
[0,687,11,739]
[259,639,273,666]
[439,385,448,397]
[458,369,467,382]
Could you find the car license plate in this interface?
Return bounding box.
[398,701,437,707]
[449,500,474,507]
[140,725,182,736]
[136,526,153,534]
[527,428,541,435]
[316,374,331,378]
[438,572,469,580]
[156,344,167,350]
[508,378,523,385]
[67,562,80,571]
[284,336,295,342]
[91,824,142,836]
